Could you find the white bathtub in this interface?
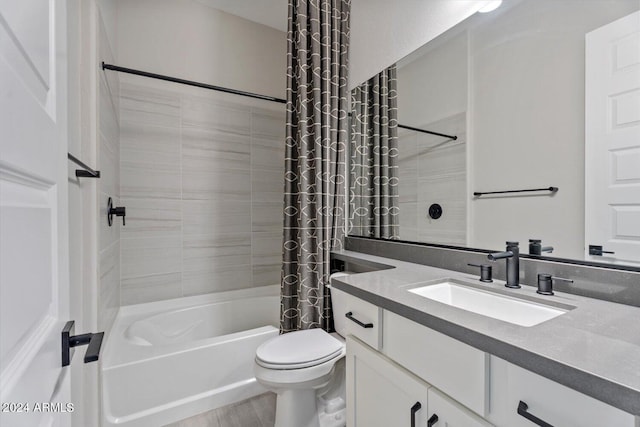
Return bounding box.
[102,285,280,427]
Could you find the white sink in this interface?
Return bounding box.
[409,281,568,327]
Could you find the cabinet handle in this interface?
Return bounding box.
[517,401,554,427]
[345,311,373,328]
[427,413,439,427]
[410,402,421,427]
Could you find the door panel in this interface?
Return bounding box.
[0,0,70,425]
[585,11,640,265]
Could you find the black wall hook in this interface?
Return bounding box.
[107,197,126,226]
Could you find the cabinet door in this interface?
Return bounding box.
[346,336,430,427]
[427,388,494,427]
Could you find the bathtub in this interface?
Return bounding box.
[102,285,280,427]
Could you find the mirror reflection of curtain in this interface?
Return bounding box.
[349,65,399,239]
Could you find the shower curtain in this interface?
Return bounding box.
[349,65,400,239]
[280,0,350,332]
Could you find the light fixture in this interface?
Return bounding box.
[478,0,502,13]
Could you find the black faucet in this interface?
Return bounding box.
[488,241,520,289]
[529,239,553,256]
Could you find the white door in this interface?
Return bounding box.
[585,11,640,265]
[0,1,72,426]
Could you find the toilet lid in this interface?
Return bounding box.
[256,329,344,369]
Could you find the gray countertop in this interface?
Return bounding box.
[331,250,640,416]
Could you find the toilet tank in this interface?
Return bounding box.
[329,272,353,337]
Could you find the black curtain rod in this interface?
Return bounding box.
[348,113,458,141]
[398,124,457,140]
[102,62,287,104]
[102,63,458,141]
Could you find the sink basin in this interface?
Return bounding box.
[409,281,568,327]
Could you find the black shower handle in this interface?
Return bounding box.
[107,197,126,226]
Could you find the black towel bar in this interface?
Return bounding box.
[68,153,100,178]
[474,187,558,197]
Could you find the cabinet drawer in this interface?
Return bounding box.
[383,311,489,417]
[489,356,635,427]
[331,287,382,350]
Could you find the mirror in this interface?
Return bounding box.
[348,0,640,267]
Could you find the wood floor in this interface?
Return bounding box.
[164,393,276,427]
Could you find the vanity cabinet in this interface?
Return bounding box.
[383,310,489,416]
[346,337,430,427]
[487,356,636,427]
[346,336,491,427]
[340,292,636,427]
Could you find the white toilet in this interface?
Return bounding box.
[254,273,352,427]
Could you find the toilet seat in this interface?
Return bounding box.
[256,329,344,370]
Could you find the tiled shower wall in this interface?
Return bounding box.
[98,16,121,333]
[119,74,285,305]
[397,112,467,245]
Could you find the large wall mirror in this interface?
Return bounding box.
[348,0,640,268]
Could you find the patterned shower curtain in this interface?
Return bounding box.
[349,65,400,239]
[280,0,350,333]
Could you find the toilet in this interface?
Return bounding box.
[254,272,352,427]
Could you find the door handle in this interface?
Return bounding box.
[517,401,554,427]
[410,401,421,427]
[62,321,104,367]
[588,245,614,256]
[345,311,373,328]
[427,413,439,427]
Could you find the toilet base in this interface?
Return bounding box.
[274,388,319,427]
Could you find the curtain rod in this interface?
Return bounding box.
[102,62,458,141]
[101,62,287,104]
[348,114,458,141]
[397,124,457,140]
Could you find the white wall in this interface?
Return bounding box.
[349,0,486,89]
[115,0,286,99]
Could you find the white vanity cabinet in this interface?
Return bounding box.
[487,356,636,427]
[383,310,489,416]
[346,336,491,427]
[346,337,430,427]
[340,292,637,427]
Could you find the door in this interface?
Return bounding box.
[0,1,72,426]
[346,336,430,427]
[585,11,640,265]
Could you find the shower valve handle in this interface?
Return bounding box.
[107,197,126,226]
